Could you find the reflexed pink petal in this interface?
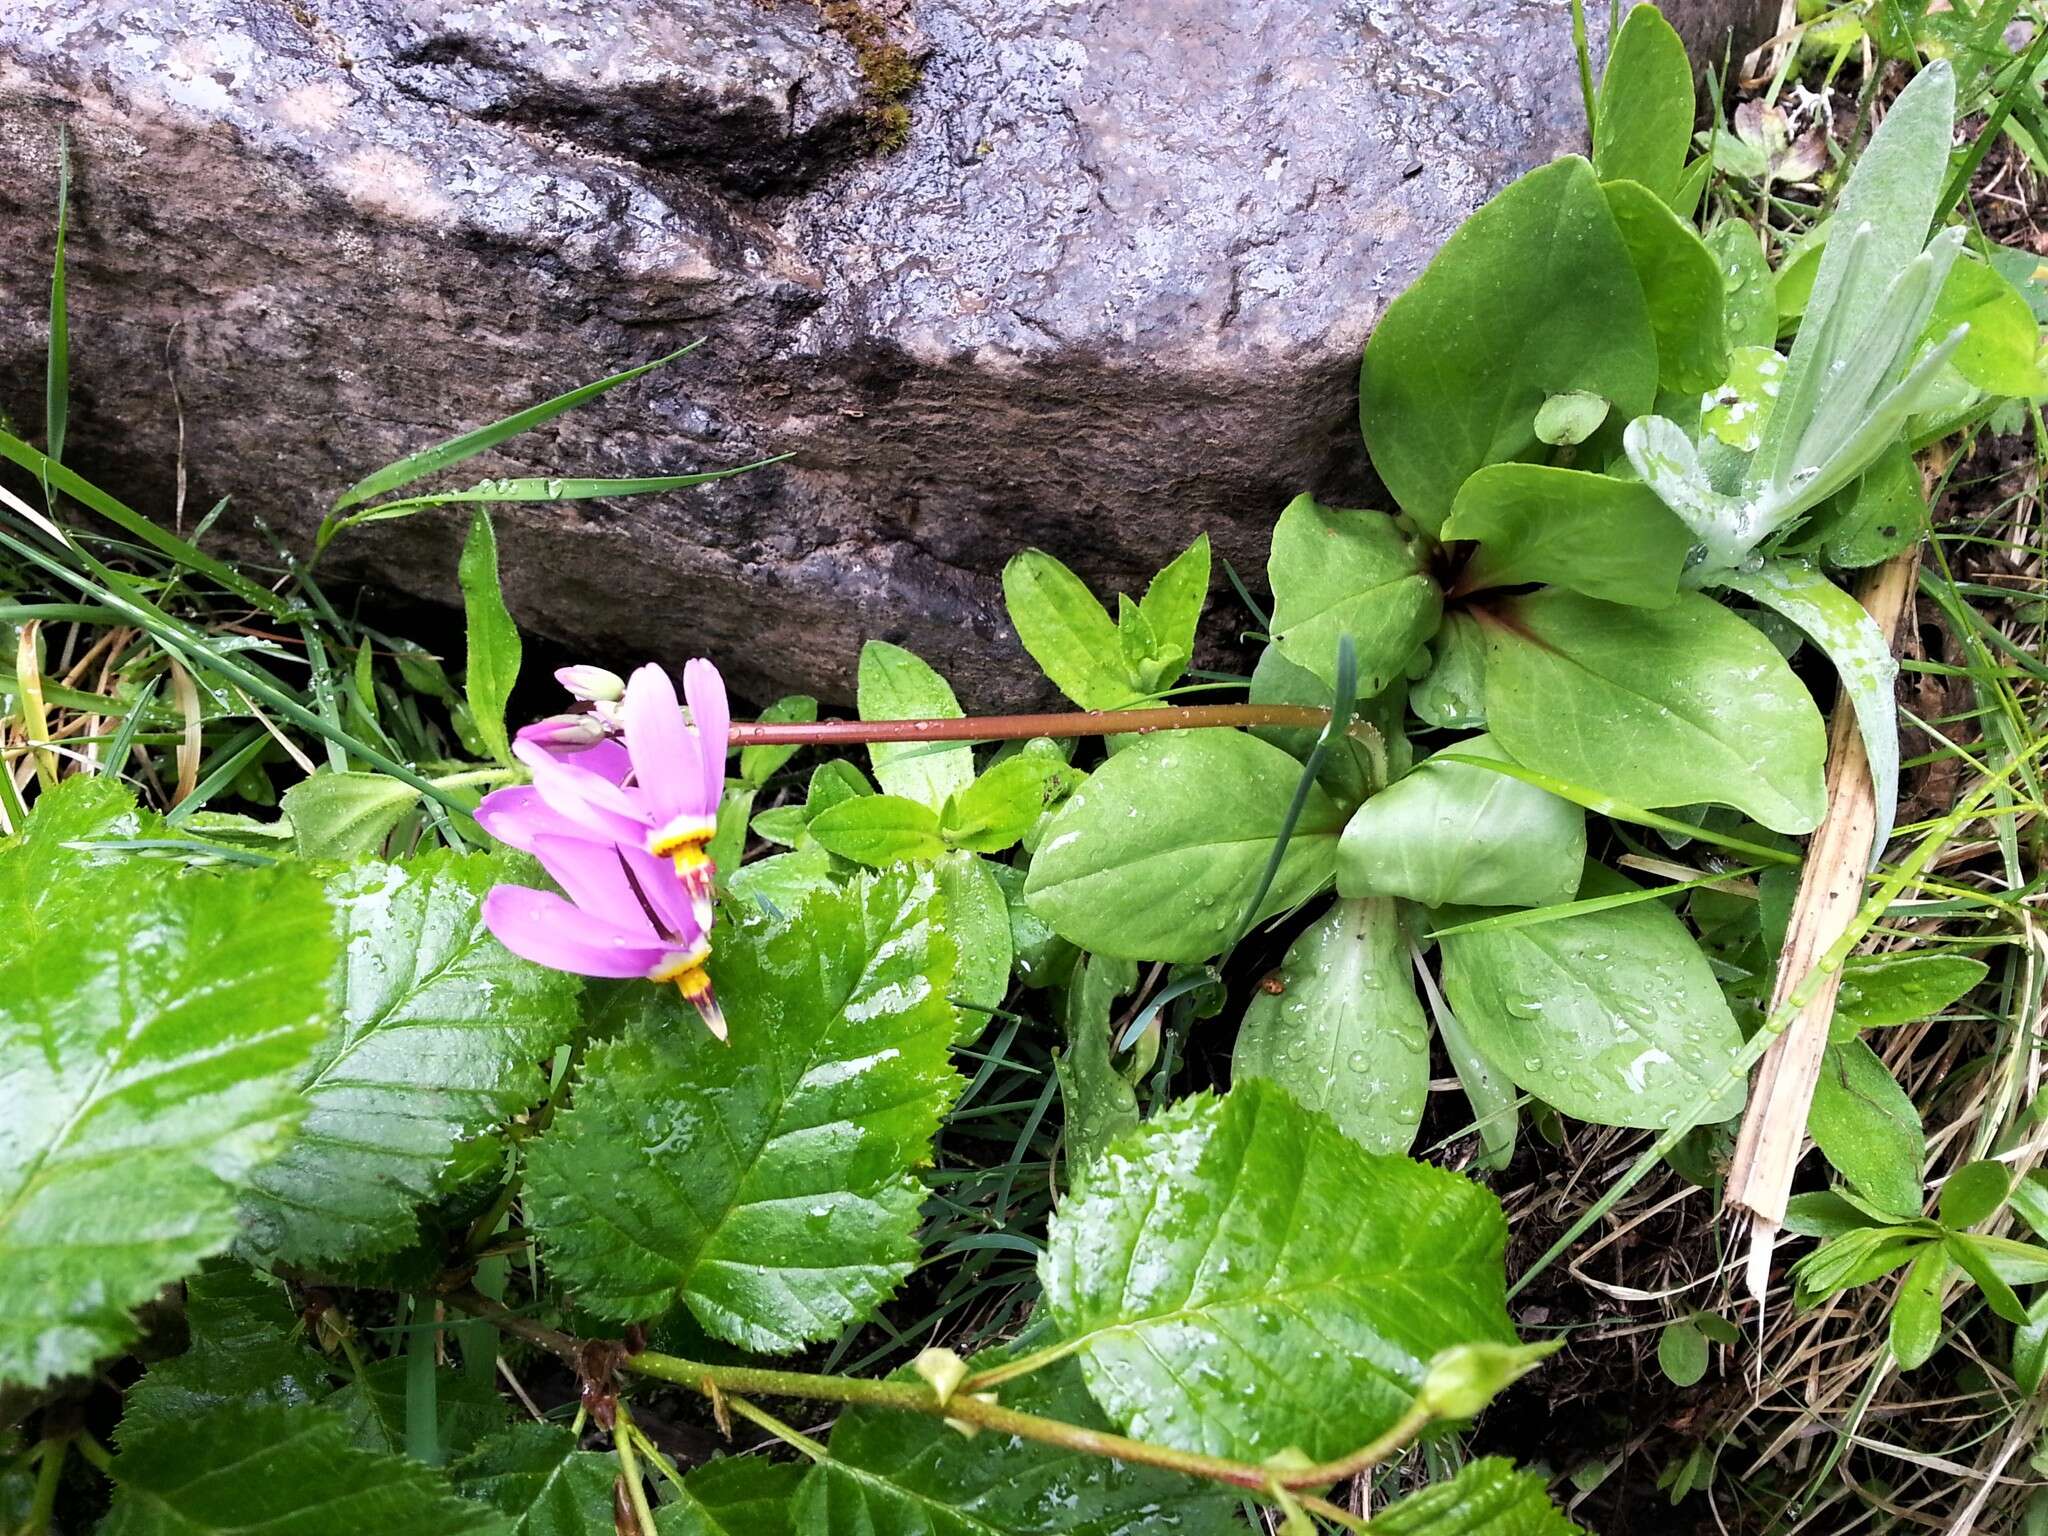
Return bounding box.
[475,785,589,853]
[529,834,658,939]
[683,658,730,815]
[617,840,704,942]
[482,885,670,978]
[516,740,647,844]
[624,663,697,823]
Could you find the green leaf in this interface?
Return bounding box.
[1714,557,1899,858]
[1831,952,1988,1039]
[1266,494,1440,690]
[1339,735,1583,910]
[662,1457,803,1536]
[1232,897,1430,1153]
[1657,1320,1709,1387]
[1370,1456,1583,1536]
[940,751,1081,854]
[1941,1159,2011,1230]
[1411,614,1488,731]
[1002,550,1132,710]
[1532,390,1610,447]
[0,861,333,1390]
[1701,344,1786,453]
[1023,730,1346,963]
[1247,643,1399,802]
[451,1425,616,1536]
[1593,4,1694,206]
[1808,1041,1924,1219]
[858,642,974,811]
[1135,533,1212,682]
[2015,1296,2048,1396]
[789,1357,1242,1535]
[740,696,818,789]
[525,869,960,1348]
[1890,1245,1949,1369]
[1041,1080,1515,1462]
[103,1403,510,1536]
[1925,251,2045,399]
[125,1267,335,1428]
[1603,178,1730,392]
[1439,872,1746,1130]
[808,794,946,866]
[1789,442,1926,569]
[1359,156,1659,533]
[1444,465,1691,608]
[0,775,161,954]
[1056,955,1141,1172]
[1479,589,1827,834]
[1947,1233,2030,1324]
[1706,222,1778,350]
[283,771,422,860]
[459,510,522,767]
[1436,1000,1518,1173]
[240,852,581,1267]
[934,850,1011,1035]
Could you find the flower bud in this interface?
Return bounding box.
[516,713,610,750]
[555,664,626,703]
[1416,1340,1559,1420]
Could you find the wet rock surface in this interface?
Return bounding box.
[0,0,1759,706]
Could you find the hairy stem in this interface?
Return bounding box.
[448,1291,1434,1496]
[725,703,1346,747]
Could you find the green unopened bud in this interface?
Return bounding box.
[913,1346,969,1405]
[555,664,626,703]
[1417,1340,1560,1420]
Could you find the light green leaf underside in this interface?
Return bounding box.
[0,859,334,1390]
[1233,898,1430,1153]
[525,870,961,1351]
[1042,1080,1515,1463]
[240,851,581,1267]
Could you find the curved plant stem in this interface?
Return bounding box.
[450,1290,1436,1497]
[610,1402,660,1536]
[724,703,1348,748]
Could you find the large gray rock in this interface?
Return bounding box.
[0,0,1758,706]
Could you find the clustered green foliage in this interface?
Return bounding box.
[4,4,2047,1533]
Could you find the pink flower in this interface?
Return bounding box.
[476,659,732,1039]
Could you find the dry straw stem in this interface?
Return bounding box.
[1725,543,1924,1299]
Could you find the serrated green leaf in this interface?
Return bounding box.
[283,771,421,860]
[451,1424,616,1536]
[240,852,581,1267]
[1438,871,1745,1130]
[102,1403,510,1536]
[1267,494,1440,693]
[1809,1041,1924,1220]
[1372,1456,1584,1535]
[1233,897,1429,1153]
[125,1267,336,1430]
[1042,1080,1515,1462]
[1023,730,1345,963]
[1593,4,1693,205]
[0,860,334,1390]
[0,775,161,955]
[662,1456,803,1535]
[1338,735,1584,910]
[1444,465,1692,608]
[1831,952,1988,1039]
[941,752,1081,854]
[789,1356,1243,1536]
[1604,178,1730,392]
[858,642,974,810]
[808,794,947,866]
[1359,157,1658,533]
[525,869,961,1349]
[1002,550,1133,711]
[1479,589,1828,834]
[459,510,521,767]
